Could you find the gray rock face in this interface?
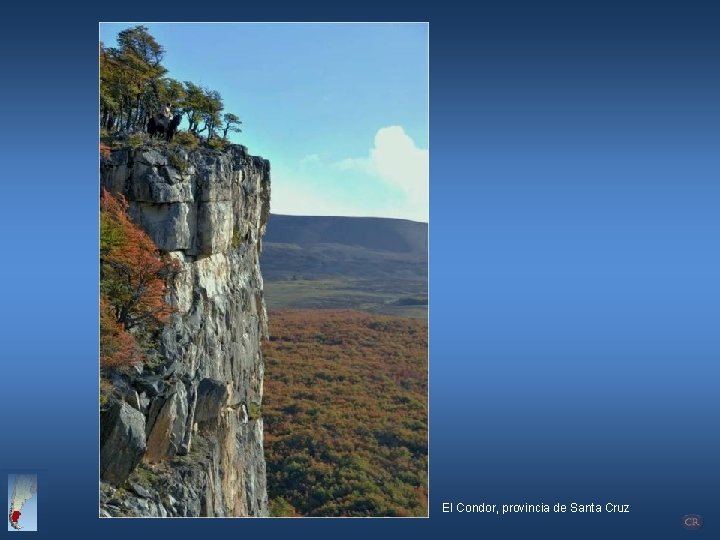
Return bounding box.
[100,143,270,517]
[195,378,229,423]
[100,400,147,485]
[102,144,270,258]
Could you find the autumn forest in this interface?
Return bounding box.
[263,310,428,516]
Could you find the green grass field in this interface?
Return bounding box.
[264,278,427,318]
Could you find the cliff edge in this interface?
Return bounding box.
[100,142,271,517]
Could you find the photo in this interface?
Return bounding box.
[99,22,428,517]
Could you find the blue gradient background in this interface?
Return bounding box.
[0,2,718,539]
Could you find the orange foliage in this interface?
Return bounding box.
[100,189,178,369]
[100,189,177,332]
[100,296,142,368]
[100,143,111,158]
[263,310,428,516]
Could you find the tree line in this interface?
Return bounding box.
[263,310,428,516]
[100,26,241,141]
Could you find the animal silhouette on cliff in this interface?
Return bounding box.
[147,113,182,142]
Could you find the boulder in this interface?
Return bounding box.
[129,481,153,499]
[145,382,188,462]
[100,400,146,485]
[123,389,141,411]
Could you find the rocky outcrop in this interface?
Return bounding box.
[100,142,270,517]
[100,401,146,485]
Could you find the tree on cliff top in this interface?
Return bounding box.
[181,83,224,139]
[100,189,178,368]
[100,25,243,143]
[116,25,165,68]
[101,26,168,132]
[222,113,242,139]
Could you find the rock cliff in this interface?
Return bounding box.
[100,142,271,517]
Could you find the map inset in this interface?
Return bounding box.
[7,474,37,531]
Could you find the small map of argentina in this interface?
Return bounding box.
[7,474,37,531]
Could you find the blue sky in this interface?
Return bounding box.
[100,23,428,222]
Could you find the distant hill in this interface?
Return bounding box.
[264,214,427,255]
[261,215,428,316]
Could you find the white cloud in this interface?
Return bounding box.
[335,126,428,221]
[270,181,363,217]
[272,126,428,222]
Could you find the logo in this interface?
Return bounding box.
[682,514,703,531]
